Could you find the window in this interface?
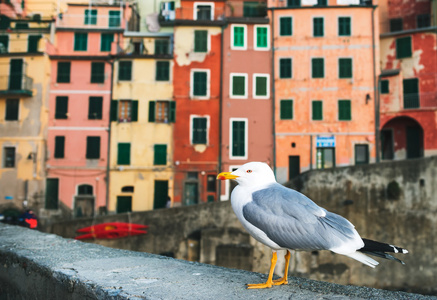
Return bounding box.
[109,11,121,27]
[231,25,246,49]
[316,148,335,169]
[279,17,292,36]
[313,17,324,37]
[280,100,293,120]
[155,39,169,55]
[195,3,213,20]
[118,61,132,81]
[255,26,269,50]
[57,62,71,83]
[230,73,248,98]
[85,9,97,25]
[194,30,208,53]
[121,186,134,193]
[312,58,324,78]
[74,33,87,51]
[191,117,208,144]
[312,100,323,121]
[339,58,352,78]
[54,136,65,159]
[403,78,419,109]
[156,61,170,81]
[3,147,15,168]
[111,100,138,122]
[88,97,102,120]
[55,96,68,119]
[207,175,216,192]
[0,35,9,52]
[154,144,167,165]
[279,58,292,78]
[316,0,327,6]
[5,99,19,121]
[28,35,41,52]
[148,101,176,123]
[45,178,59,209]
[91,62,105,83]
[396,36,412,59]
[287,0,301,7]
[86,136,100,159]
[355,144,369,165]
[338,100,351,121]
[117,143,131,165]
[253,74,269,99]
[243,1,266,17]
[101,33,113,52]
[390,18,403,32]
[338,17,351,36]
[78,184,93,195]
[230,119,247,159]
[191,70,209,98]
[380,80,389,94]
[417,14,430,28]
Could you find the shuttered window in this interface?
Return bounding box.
[45,178,59,209]
[5,99,19,121]
[339,58,352,78]
[54,136,65,158]
[233,26,245,47]
[57,62,71,83]
[254,75,268,97]
[55,96,68,119]
[312,101,323,121]
[312,58,324,78]
[109,11,121,27]
[256,26,268,49]
[338,100,351,121]
[74,33,88,51]
[88,97,102,119]
[154,144,167,165]
[396,36,412,59]
[279,58,292,78]
[0,35,8,52]
[118,61,132,81]
[91,62,105,83]
[280,100,293,120]
[192,117,207,144]
[156,61,170,81]
[338,17,351,36]
[84,9,97,25]
[86,136,100,159]
[117,143,131,165]
[279,17,292,36]
[155,39,169,55]
[28,35,41,52]
[231,75,246,97]
[231,120,246,158]
[193,71,207,96]
[380,80,389,94]
[100,33,113,52]
[313,18,324,37]
[194,30,208,52]
[3,147,15,168]
[403,78,419,108]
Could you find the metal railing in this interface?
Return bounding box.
[0,74,33,93]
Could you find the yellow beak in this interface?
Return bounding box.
[216,172,239,180]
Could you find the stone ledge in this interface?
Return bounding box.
[0,223,434,300]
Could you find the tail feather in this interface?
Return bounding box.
[360,250,405,265]
[358,238,408,265]
[346,252,379,268]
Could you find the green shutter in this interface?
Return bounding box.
[256,27,267,48]
[109,11,121,27]
[255,76,267,96]
[313,18,324,37]
[339,17,351,36]
[232,76,246,96]
[27,35,41,52]
[232,121,246,157]
[117,143,131,165]
[54,136,65,158]
[339,58,352,78]
[57,62,71,83]
[55,96,68,119]
[396,36,412,59]
[156,61,170,81]
[74,33,88,51]
[312,58,324,78]
[5,99,19,121]
[192,118,207,144]
[86,136,100,159]
[148,101,156,122]
[0,35,9,52]
[85,9,97,25]
[280,17,292,36]
[116,196,132,213]
[91,62,105,83]
[155,40,168,55]
[88,97,102,119]
[279,58,292,78]
[194,30,207,52]
[381,80,389,94]
[193,72,207,96]
[45,178,59,209]
[101,33,114,52]
[312,101,323,120]
[338,100,351,120]
[169,101,176,122]
[131,100,138,122]
[233,26,245,47]
[154,144,167,165]
[110,100,118,121]
[118,61,132,81]
[280,100,293,120]
[403,78,419,108]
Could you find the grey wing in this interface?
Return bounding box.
[243,184,361,251]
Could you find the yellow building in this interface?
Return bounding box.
[109,32,174,213]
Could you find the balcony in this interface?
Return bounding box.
[0,73,33,97]
[114,34,173,58]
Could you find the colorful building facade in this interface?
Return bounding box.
[269,0,379,183]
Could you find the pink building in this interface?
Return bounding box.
[45,2,134,218]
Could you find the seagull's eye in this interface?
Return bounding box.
[246,170,252,173]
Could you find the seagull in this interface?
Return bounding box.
[217,162,408,289]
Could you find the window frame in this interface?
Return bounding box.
[190,69,210,99]
[338,99,352,121]
[108,10,121,27]
[118,61,132,81]
[338,57,353,79]
[155,39,169,55]
[338,16,351,37]
[280,99,293,120]
[313,17,324,37]
[88,96,103,120]
[100,33,114,52]
[312,100,323,121]
[90,62,105,83]
[3,146,16,168]
[355,144,369,165]
[311,57,325,78]
[229,118,248,160]
[254,25,270,51]
[380,79,389,94]
[231,24,247,50]
[279,16,292,36]
[117,143,131,165]
[279,58,292,79]
[193,2,215,20]
[84,9,97,25]
[190,115,209,145]
[252,73,270,99]
[156,60,170,81]
[396,36,412,59]
[230,73,248,99]
[153,144,167,165]
[194,30,209,53]
[57,62,71,83]
[54,136,65,159]
[74,32,88,51]
[5,98,19,121]
[86,136,101,159]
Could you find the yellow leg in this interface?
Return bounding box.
[247,251,277,289]
[273,250,291,286]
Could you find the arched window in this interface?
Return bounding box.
[78,184,93,195]
[121,186,134,193]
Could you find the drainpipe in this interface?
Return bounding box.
[217,23,225,202]
[271,8,277,174]
[105,59,114,213]
[371,6,380,163]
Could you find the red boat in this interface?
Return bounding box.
[75,222,148,240]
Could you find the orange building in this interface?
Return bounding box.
[269,0,379,183]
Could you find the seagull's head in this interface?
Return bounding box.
[217,162,276,188]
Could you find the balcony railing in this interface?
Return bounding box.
[55,13,125,30]
[0,74,33,96]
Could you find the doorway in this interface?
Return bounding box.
[288,155,300,180]
[154,180,168,209]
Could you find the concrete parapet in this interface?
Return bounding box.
[0,223,434,300]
